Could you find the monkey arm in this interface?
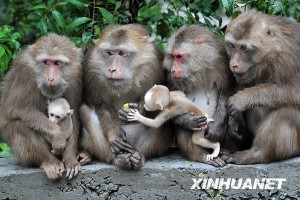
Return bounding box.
[96,103,133,154]
[8,106,60,142]
[228,83,300,114]
[127,109,166,128]
[205,91,229,142]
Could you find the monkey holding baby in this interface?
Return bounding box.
[127,85,220,161]
[0,33,82,180]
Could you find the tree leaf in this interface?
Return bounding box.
[0,45,5,58]
[99,7,116,24]
[67,17,90,31]
[38,19,48,34]
[66,0,89,8]
[51,10,65,28]
[30,5,48,11]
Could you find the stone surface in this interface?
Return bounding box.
[0,150,300,200]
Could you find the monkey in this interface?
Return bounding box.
[47,98,74,155]
[222,11,300,164]
[127,85,220,161]
[0,33,83,180]
[162,25,235,167]
[79,24,173,170]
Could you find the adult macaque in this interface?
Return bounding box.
[223,12,300,164]
[47,98,74,155]
[0,33,82,180]
[163,25,232,166]
[80,24,173,169]
[127,85,219,161]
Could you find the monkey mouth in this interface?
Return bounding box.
[234,72,245,78]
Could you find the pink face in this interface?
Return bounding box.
[36,54,69,87]
[171,49,186,78]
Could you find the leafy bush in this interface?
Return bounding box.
[0,25,21,78]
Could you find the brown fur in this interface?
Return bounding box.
[224,12,300,164]
[163,25,232,166]
[80,24,173,170]
[0,33,82,179]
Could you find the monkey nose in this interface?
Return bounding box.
[48,77,54,82]
[109,68,116,73]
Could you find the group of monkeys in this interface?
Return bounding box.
[0,11,299,180]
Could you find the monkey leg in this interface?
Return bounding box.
[227,107,300,164]
[79,104,132,169]
[192,131,220,161]
[123,122,173,170]
[176,129,226,167]
[2,120,64,180]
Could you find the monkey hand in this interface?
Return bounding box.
[51,135,67,155]
[118,103,144,123]
[173,112,207,131]
[63,156,81,180]
[109,127,133,154]
[127,109,141,121]
[228,116,243,140]
[227,96,246,126]
[205,121,226,142]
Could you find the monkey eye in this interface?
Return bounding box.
[56,116,61,119]
[229,43,235,49]
[175,54,182,59]
[119,51,127,57]
[240,45,247,51]
[43,59,50,65]
[54,60,63,67]
[50,113,54,117]
[106,51,113,56]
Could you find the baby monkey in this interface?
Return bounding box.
[127,85,220,161]
[47,98,74,155]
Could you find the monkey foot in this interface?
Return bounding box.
[130,151,145,170]
[219,148,232,156]
[114,153,132,170]
[205,157,226,167]
[77,152,92,165]
[40,160,65,180]
[206,154,215,161]
[220,153,236,164]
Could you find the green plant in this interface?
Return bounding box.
[0,142,14,158]
[0,25,21,78]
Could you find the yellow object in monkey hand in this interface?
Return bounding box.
[123,103,130,109]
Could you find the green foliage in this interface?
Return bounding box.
[0,25,21,78]
[0,142,14,158]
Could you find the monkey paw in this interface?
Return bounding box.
[130,151,145,170]
[118,103,143,123]
[51,136,67,155]
[77,152,92,165]
[127,109,140,121]
[109,128,133,154]
[41,160,65,180]
[228,116,243,140]
[114,153,132,170]
[64,158,81,180]
[173,112,207,131]
[205,122,225,142]
[205,157,226,167]
[220,153,236,164]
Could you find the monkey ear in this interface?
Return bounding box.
[142,36,154,44]
[156,102,164,110]
[67,109,74,116]
[46,99,51,105]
